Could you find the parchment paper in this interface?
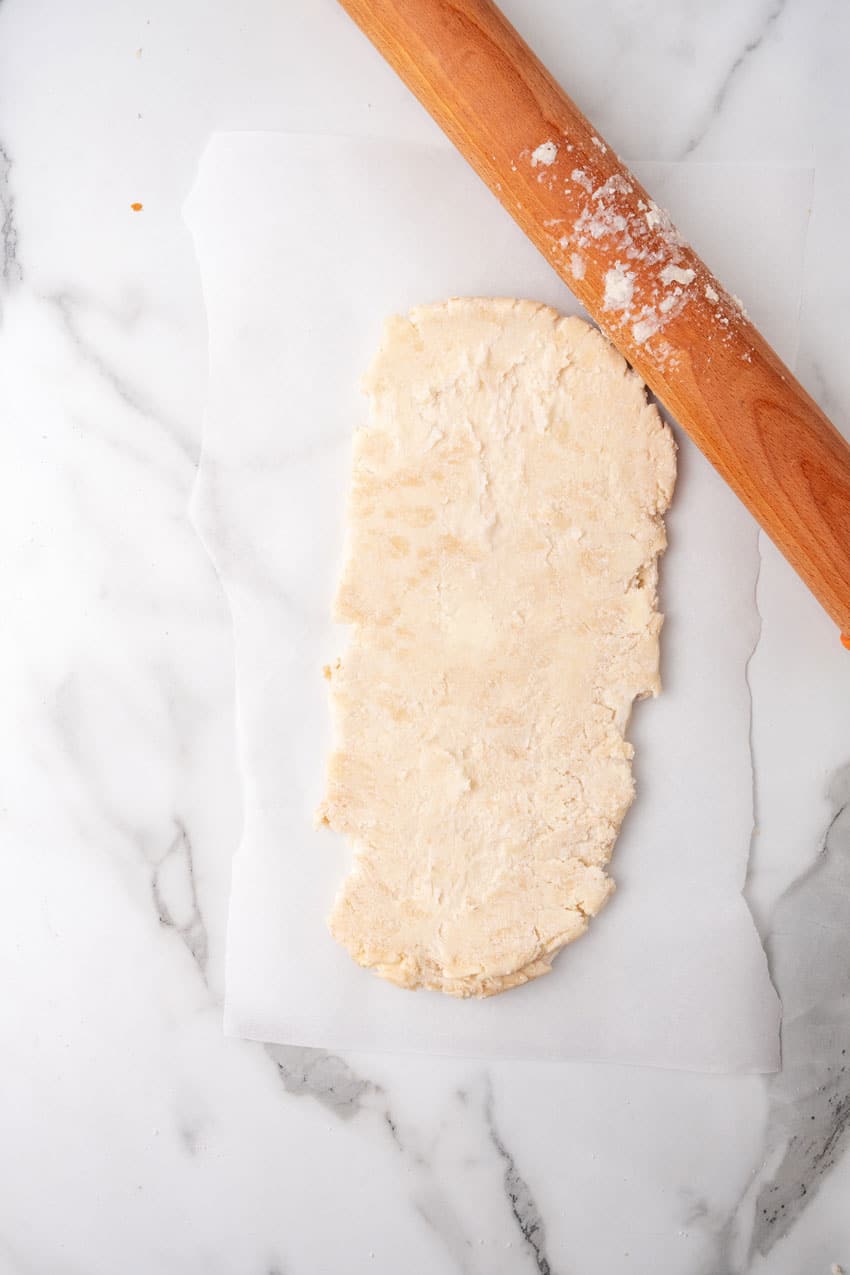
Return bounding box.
[186,133,812,1069]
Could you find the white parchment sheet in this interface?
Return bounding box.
[186,133,812,1068]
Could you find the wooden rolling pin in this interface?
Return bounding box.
[338,0,850,643]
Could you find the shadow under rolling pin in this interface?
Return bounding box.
[337,0,850,646]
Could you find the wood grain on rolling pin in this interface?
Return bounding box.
[338,0,850,638]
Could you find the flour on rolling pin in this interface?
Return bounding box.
[530,139,558,166]
[528,142,750,367]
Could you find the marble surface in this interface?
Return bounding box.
[1,1,849,1271]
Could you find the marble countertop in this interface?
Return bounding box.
[2,1,849,1271]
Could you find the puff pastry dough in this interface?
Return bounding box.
[318,299,675,996]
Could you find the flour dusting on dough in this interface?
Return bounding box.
[318,299,676,997]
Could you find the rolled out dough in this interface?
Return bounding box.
[318,299,676,997]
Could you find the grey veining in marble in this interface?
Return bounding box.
[152,820,210,978]
[0,140,21,290]
[483,1078,556,1275]
[681,0,789,160]
[750,765,850,1258]
[268,1045,379,1119]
